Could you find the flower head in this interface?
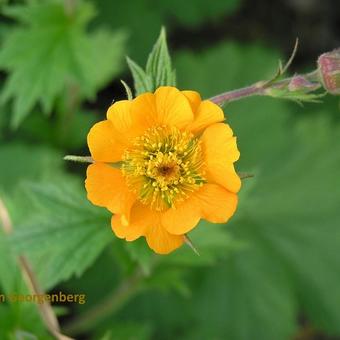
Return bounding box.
[85,87,240,254]
[288,75,320,92]
[317,49,340,95]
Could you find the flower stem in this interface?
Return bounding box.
[209,70,320,105]
[209,84,264,104]
[64,155,93,163]
[0,198,73,340]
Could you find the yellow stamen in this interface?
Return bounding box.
[122,126,206,211]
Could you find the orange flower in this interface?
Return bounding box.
[85,87,241,254]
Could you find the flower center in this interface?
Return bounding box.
[122,125,206,211]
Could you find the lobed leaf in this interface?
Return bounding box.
[170,43,340,339]
[0,2,126,128]
[11,177,113,290]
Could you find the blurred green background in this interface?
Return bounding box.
[1,0,340,339]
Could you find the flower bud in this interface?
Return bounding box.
[317,49,340,95]
[288,75,320,92]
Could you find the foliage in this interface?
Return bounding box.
[127,28,176,96]
[0,143,63,194]
[0,1,126,127]
[11,178,113,290]
[173,44,340,339]
[0,214,49,339]
[0,1,340,339]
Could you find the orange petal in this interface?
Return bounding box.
[111,202,154,241]
[154,87,194,129]
[130,92,159,129]
[161,199,201,235]
[201,123,241,193]
[107,100,132,132]
[85,163,135,218]
[221,164,241,193]
[188,100,225,134]
[130,87,194,131]
[107,100,145,141]
[111,215,127,239]
[195,184,238,223]
[145,220,184,254]
[87,120,125,162]
[182,90,201,112]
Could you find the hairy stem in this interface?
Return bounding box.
[64,155,94,163]
[0,198,73,340]
[210,84,264,104]
[209,70,320,105]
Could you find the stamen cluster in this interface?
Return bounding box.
[122,126,205,211]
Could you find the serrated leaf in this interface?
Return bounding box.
[96,322,152,340]
[191,237,297,340]
[12,109,98,149]
[124,238,154,275]
[0,143,63,194]
[10,177,113,290]
[174,42,340,339]
[71,29,127,95]
[145,27,176,89]
[0,227,23,296]
[126,57,153,96]
[126,28,175,96]
[232,110,340,334]
[0,207,49,338]
[0,2,126,128]
[163,221,243,267]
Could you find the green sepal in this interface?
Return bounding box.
[126,27,176,96]
[126,57,153,96]
[120,79,133,100]
[265,87,326,104]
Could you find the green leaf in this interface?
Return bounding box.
[96,322,152,340]
[0,227,23,296]
[0,2,126,128]
[127,28,175,96]
[0,210,49,338]
[11,176,113,290]
[12,109,98,149]
[265,87,326,104]
[232,109,340,334]
[145,27,176,90]
[174,41,340,339]
[190,238,297,340]
[71,28,127,94]
[124,239,154,275]
[0,143,63,194]
[126,57,153,96]
[163,221,243,267]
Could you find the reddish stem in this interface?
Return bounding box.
[209,70,320,105]
[209,84,265,104]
